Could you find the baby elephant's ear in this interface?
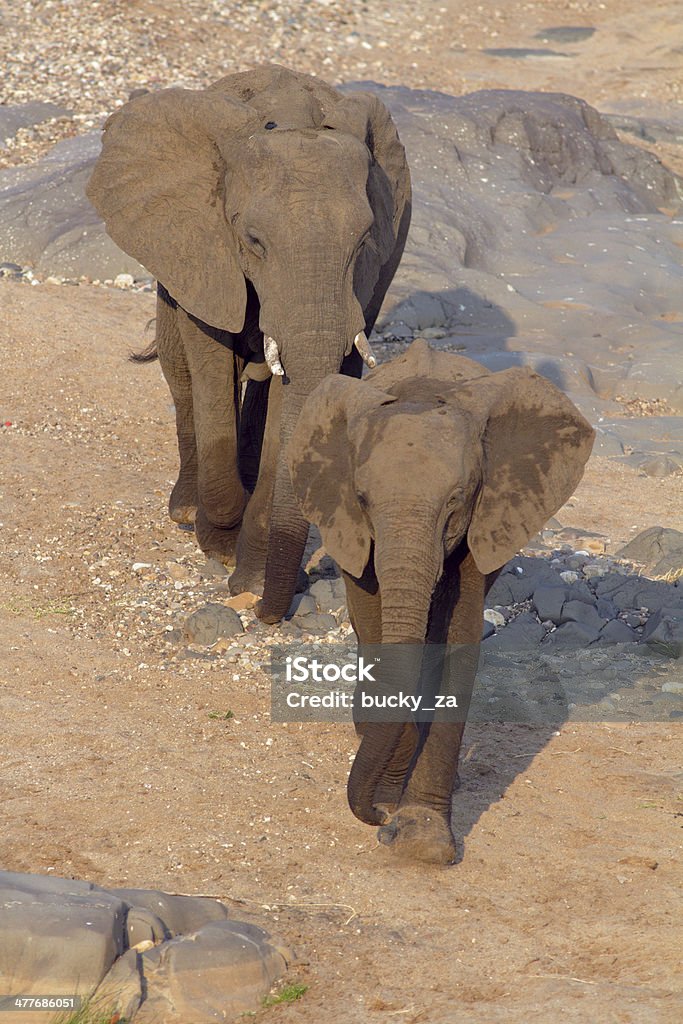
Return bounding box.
[288,376,395,579]
[467,369,595,574]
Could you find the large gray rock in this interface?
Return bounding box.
[183,603,244,645]
[641,608,683,658]
[486,557,557,605]
[482,611,546,651]
[354,84,682,382]
[92,948,144,1022]
[309,577,347,615]
[296,612,339,634]
[616,527,683,577]
[0,133,145,279]
[542,620,601,648]
[136,920,289,1023]
[125,906,170,946]
[598,619,639,645]
[598,421,683,476]
[0,871,126,996]
[532,584,567,623]
[558,599,605,631]
[111,887,229,938]
[0,872,291,1023]
[594,573,683,613]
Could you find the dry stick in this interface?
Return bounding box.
[166,890,358,925]
[526,974,600,986]
[510,747,583,758]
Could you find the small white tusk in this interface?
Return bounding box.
[264,335,285,376]
[353,331,377,368]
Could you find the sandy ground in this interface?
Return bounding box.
[1,1,682,1021]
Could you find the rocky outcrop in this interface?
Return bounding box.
[0,871,290,1024]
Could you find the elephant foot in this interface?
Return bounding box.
[195,513,241,566]
[243,567,310,620]
[169,504,197,525]
[168,497,197,528]
[228,565,265,598]
[169,481,198,524]
[254,599,282,625]
[376,805,457,865]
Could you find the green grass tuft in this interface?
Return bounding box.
[52,1000,123,1024]
[262,983,308,1007]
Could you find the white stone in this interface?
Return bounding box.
[114,273,134,289]
[559,570,579,584]
[484,608,506,628]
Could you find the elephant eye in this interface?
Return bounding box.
[445,489,464,512]
[243,231,266,259]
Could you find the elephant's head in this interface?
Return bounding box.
[86,66,411,620]
[289,338,596,644]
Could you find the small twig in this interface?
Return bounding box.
[526,973,599,986]
[510,746,582,759]
[164,890,358,925]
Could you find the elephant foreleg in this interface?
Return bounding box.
[179,308,245,564]
[229,375,282,595]
[343,566,419,818]
[155,290,198,524]
[378,549,485,865]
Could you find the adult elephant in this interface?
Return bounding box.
[288,339,595,863]
[87,65,411,623]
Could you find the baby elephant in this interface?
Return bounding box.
[288,338,594,864]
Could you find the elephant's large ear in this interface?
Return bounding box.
[322,92,410,260]
[467,369,595,574]
[87,89,256,331]
[288,376,396,578]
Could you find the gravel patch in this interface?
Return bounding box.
[0,0,442,167]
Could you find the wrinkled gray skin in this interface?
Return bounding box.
[289,340,595,864]
[87,65,411,622]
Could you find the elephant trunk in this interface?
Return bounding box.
[257,326,356,623]
[347,508,443,825]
